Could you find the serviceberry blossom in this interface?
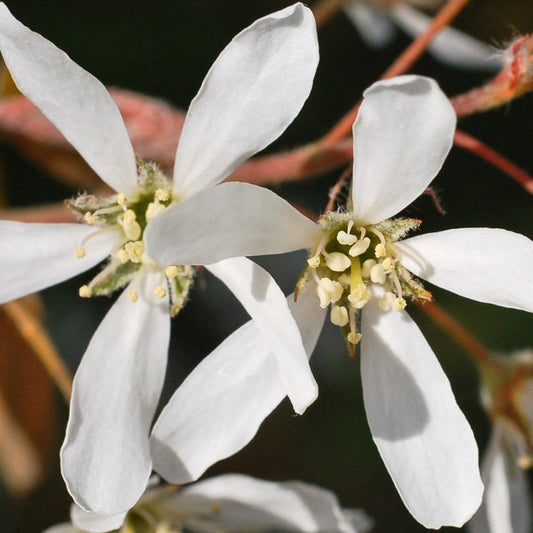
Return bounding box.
[0,1,321,516]
[148,74,533,528]
[343,0,499,70]
[469,349,533,533]
[44,474,370,533]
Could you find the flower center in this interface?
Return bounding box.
[69,160,193,317]
[299,212,430,355]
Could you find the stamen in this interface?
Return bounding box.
[155,188,170,202]
[116,193,127,206]
[375,243,386,258]
[347,331,362,346]
[165,265,179,278]
[117,248,129,264]
[361,259,376,278]
[128,289,139,303]
[331,305,349,326]
[337,230,357,246]
[325,252,351,272]
[370,263,386,284]
[84,212,98,225]
[79,285,92,298]
[154,285,167,298]
[317,278,343,308]
[73,248,86,259]
[392,297,407,311]
[307,256,321,268]
[349,237,370,257]
[378,291,396,312]
[146,202,166,221]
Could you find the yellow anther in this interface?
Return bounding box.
[382,257,395,271]
[79,285,92,298]
[378,291,396,312]
[123,209,136,224]
[330,305,349,327]
[349,237,370,257]
[154,285,167,298]
[361,259,376,278]
[116,193,127,206]
[347,331,362,345]
[146,202,166,221]
[117,248,129,264]
[84,212,98,225]
[337,230,357,246]
[165,265,179,278]
[73,248,86,259]
[155,188,170,202]
[317,277,343,308]
[125,241,144,263]
[307,256,321,268]
[375,243,386,258]
[127,289,139,302]
[325,252,351,272]
[518,454,533,469]
[393,297,407,311]
[370,263,386,284]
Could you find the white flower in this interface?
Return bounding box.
[469,350,533,533]
[343,0,499,70]
[150,74,533,528]
[43,474,369,533]
[0,1,321,516]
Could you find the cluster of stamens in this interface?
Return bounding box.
[69,161,194,317]
[301,213,429,354]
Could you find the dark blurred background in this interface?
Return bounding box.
[0,1,531,531]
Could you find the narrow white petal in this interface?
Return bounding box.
[206,257,318,414]
[351,75,456,225]
[150,290,325,483]
[391,6,499,70]
[397,228,533,312]
[61,271,170,515]
[0,4,137,194]
[166,474,357,533]
[469,423,532,533]
[0,222,117,304]
[360,298,483,528]
[343,2,396,48]
[145,182,319,266]
[172,3,318,197]
[70,504,127,533]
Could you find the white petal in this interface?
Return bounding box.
[172,3,318,197]
[0,222,117,304]
[70,504,127,533]
[0,5,137,194]
[150,289,325,483]
[41,525,77,533]
[469,423,532,533]
[144,182,319,266]
[206,257,317,414]
[61,270,170,515]
[351,75,456,225]
[391,6,499,71]
[397,228,533,312]
[166,474,357,533]
[343,2,396,48]
[360,297,483,528]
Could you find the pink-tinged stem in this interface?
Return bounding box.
[321,0,472,144]
[454,130,533,194]
[416,300,490,363]
[451,34,533,118]
[227,139,353,186]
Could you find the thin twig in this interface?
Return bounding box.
[416,300,490,363]
[3,300,72,402]
[321,0,471,144]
